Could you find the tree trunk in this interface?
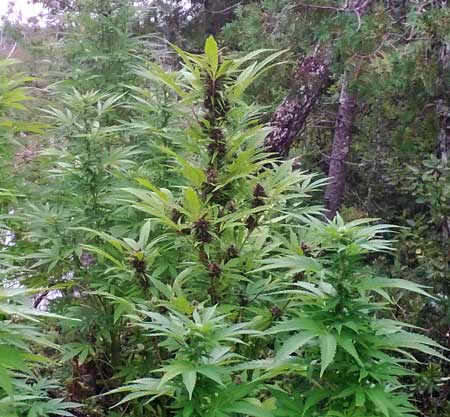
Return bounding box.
[324,78,357,218]
[264,0,374,158]
[436,41,450,240]
[303,0,374,216]
[436,42,450,162]
[436,97,450,162]
[263,46,331,157]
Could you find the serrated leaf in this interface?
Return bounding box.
[182,370,197,400]
[276,333,315,360]
[366,387,390,417]
[319,334,337,377]
[205,36,219,76]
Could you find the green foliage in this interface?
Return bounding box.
[0,288,79,417]
[69,38,442,417]
[60,0,146,90]
[1,0,449,415]
[0,59,43,205]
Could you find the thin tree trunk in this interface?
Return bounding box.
[263,46,331,157]
[324,78,357,218]
[436,42,450,162]
[436,41,450,239]
[436,97,450,162]
[322,0,375,217]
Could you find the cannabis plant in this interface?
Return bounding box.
[0,59,43,226]
[262,216,446,416]
[82,37,445,417]
[71,36,320,415]
[61,0,145,90]
[0,287,79,417]
[6,6,171,409]
[18,86,151,406]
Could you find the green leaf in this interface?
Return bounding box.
[359,277,435,299]
[205,36,219,77]
[139,220,151,248]
[80,245,124,268]
[319,334,337,377]
[183,187,203,219]
[276,333,315,360]
[338,335,362,366]
[197,366,224,385]
[255,256,322,274]
[225,400,273,417]
[182,370,197,400]
[0,346,27,371]
[302,389,328,417]
[355,389,366,408]
[366,387,390,417]
[183,403,194,417]
[0,367,12,395]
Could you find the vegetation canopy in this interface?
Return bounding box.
[1,1,450,416]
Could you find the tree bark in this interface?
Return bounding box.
[435,40,450,239]
[436,42,450,162]
[264,0,374,158]
[436,96,450,162]
[324,78,357,219]
[263,46,331,157]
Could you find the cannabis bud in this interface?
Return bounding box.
[225,200,236,213]
[204,73,230,128]
[300,242,310,255]
[253,183,267,198]
[246,215,257,232]
[193,217,212,243]
[293,272,305,282]
[170,208,182,223]
[270,306,282,319]
[208,262,222,278]
[252,183,267,208]
[210,127,224,141]
[206,167,218,184]
[207,138,227,158]
[233,375,243,385]
[131,257,146,274]
[80,251,95,268]
[225,244,239,261]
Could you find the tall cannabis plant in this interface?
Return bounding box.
[0,59,81,417]
[18,87,150,411]
[86,37,445,417]
[80,36,324,415]
[6,4,173,413]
